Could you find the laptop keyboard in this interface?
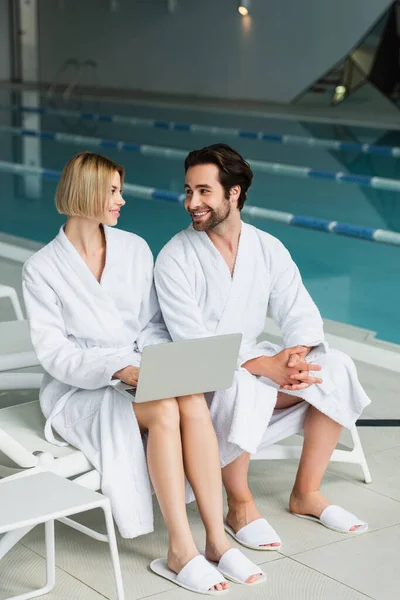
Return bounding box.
[125,387,137,398]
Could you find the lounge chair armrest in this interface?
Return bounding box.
[0,429,38,468]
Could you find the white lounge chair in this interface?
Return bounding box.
[0,320,43,391]
[0,394,372,564]
[0,400,103,564]
[0,284,24,321]
[253,423,372,483]
[251,330,372,484]
[0,317,372,566]
[0,470,125,600]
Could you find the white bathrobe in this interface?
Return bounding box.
[22,225,171,538]
[154,222,371,467]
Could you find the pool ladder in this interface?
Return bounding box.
[46,58,100,102]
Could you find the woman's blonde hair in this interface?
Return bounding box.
[55,151,125,218]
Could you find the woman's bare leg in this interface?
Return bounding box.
[177,394,262,584]
[134,397,228,591]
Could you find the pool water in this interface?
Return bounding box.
[0,91,399,344]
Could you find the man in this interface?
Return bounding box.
[154,143,371,549]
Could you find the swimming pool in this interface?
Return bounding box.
[0,90,399,344]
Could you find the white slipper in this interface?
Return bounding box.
[292,505,368,534]
[211,548,266,586]
[150,555,229,596]
[224,518,282,551]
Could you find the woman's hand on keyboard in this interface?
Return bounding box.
[113,366,140,386]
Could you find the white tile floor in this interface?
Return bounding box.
[1,257,399,600]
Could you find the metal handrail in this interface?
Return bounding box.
[46,58,80,100]
[82,59,99,86]
[76,59,100,102]
[63,63,84,101]
[46,58,100,104]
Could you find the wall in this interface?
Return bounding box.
[37,0,392,103]
[0,0,10,81]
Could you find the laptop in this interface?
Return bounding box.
[113,333,242,402]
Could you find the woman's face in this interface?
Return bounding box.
[102,171,125,226]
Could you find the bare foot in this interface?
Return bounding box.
[168,547,229,592]
[226,499,281,549]
[205,539,263,585]
[204,539,232,564]
[226,498,280,583]
[289,489,360,532]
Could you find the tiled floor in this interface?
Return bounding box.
[1,258,399,600]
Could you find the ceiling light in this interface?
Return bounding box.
[167,0,178,13]
[332,85,347,105]
[238,1,250,16]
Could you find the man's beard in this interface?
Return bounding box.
[191,200,231,232]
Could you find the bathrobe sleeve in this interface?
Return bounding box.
[135,244,171,350]
[23,264,138,390]
[154,254,214,341]
[267,238,327,353]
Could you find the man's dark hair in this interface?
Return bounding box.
[184,143,253,210]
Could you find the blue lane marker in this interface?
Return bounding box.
[332,223,375,241]
[338,142,367,153]
[339,141,393,156]
[81,112,96,120]
[365,145,395,156]
[0,159,399,246]
[42,167,63,180]
[239,131,259,140]
[21,129,55,141]
[100,140,119,149]
[291,216,331,231]
[21,106,45,114]
[120,142,141,152]
[174,123,191,131]
[153,121,170,129]
[2,103,400,158]
[151,189,182,202]
[338,173,372,185]
[308,169,338,181]
[262,134,282,142]
[2,124,400,192]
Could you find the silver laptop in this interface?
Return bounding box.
[114,333,242,402]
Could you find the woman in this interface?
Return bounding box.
[22,152,265,595]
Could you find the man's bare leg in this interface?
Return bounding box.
[222,392,303,546]
[272,394,360,531]
[223,387,360,534]
[288,405,359,530]
[223,452,280,547]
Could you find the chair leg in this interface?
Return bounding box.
[103,503,125,600]
[5,521,56,600]
[43,520,56,594]
[350,426,372,484]
[0,526,35,561]
[8,289,24,321]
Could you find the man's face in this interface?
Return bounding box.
[184,164,231,232]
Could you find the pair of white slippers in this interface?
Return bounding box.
[151,548,266,596]
[224,505,368,551]
[151,506,367,595]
